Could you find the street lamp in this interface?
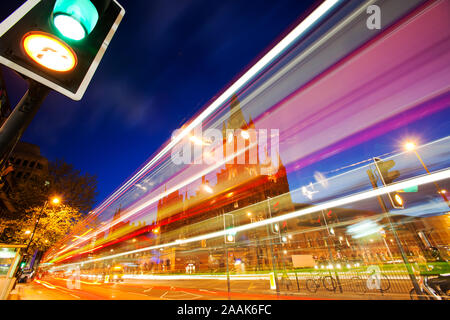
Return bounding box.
[404,141,449,207]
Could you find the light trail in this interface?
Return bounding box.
[49,168,450,270]
[88,0,341,223]
[50,0,342,259]
[54,138,257,259]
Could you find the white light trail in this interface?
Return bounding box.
[89,0,341,222]
[49,168,450,270]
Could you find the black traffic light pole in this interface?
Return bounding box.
[0,79,49,169]
[366,167,423,298]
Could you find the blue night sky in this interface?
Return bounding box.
[1,0,316,206]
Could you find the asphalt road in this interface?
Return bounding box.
[11,277,320,300]
[10,275,414,300]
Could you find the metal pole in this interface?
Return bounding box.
[225,245,231,300]
[266,198,280,296]
[25,200,48,254]
[0,80,50,169]
[413,149,449,207]
[367,168,423,298]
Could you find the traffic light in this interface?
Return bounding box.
[223,213,235,243]
[373,158,404,209]
[0,0,125,100]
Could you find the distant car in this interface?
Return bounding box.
[17,269,35,283]
[109,265,124,282]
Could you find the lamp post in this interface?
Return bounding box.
[404,141,449,207]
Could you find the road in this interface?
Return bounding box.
[10,277,322,300]
[10,274,413,300]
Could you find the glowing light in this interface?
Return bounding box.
[189,135,209,146]
[404,141,416,151]
[51,197,61,205]
[203,185,213,194]
[227,132,233,144]
[22,32,77,72]
[394,193,403,206]
[52,0,99,40]
[53,15,86,41]
[226,234,234,242]
[24,230,31,235]
[241,130,250,140]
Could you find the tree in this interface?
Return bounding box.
[0,158,97,255]
[0,204,82,255]
[47,159,98,214]
[6,159,98,219]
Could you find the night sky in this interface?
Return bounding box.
[1,0,316,206]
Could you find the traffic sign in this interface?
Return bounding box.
[0,0,125,100]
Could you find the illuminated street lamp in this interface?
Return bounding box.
[404,141,449,207]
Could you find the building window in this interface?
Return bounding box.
[22,160,29,167]
[15,159,21,165]
[16,171,23,178]
[36,163,43,170]
[23,172,30,180]
[29,161,36,168]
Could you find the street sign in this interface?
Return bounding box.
[0,0,125,101]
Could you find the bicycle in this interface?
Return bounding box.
[306,272,337,293]
[366,267,390,293]
[410,275,450,300]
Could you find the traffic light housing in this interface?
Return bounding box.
[374,158,404,209]
[0,0,124,100]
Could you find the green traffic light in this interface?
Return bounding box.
[52,0,99,41]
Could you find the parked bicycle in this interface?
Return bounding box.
[410,275,450,300]
[306,272,337,293]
